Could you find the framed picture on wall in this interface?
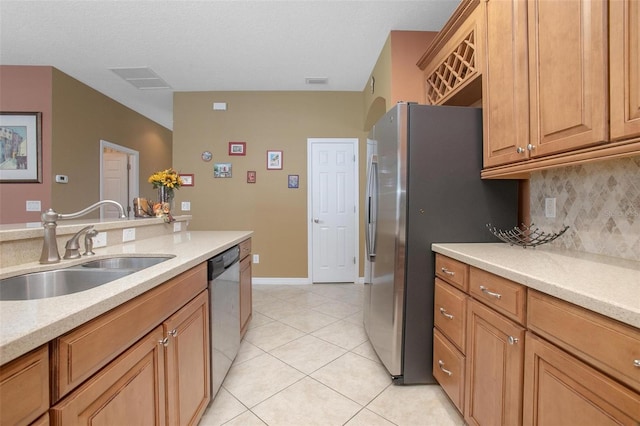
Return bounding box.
[0,112,42,182]
[228,142,246,156]
[214,163,232,178]
[179,174,194,186]
[266,150,283,170]
[247,171,256,183]
[288,175,299,188]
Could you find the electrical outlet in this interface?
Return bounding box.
[173,222,182,232]
[122,228,136,242]
[253,254,259,264]
[92,232,107,248]
[181,201,191,211]
[545,198,556,218]
[26,200,41,211]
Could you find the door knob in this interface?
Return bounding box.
[313,218,319,223]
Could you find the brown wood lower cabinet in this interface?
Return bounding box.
[523,332,640,425]
[465,299,525,426]
[0,345,49,426]
[51,289,210,425]
[239,238,252,338]
[164,290,210,426]
[50,326,167,425]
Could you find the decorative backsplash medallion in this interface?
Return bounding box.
[529,156,640,261]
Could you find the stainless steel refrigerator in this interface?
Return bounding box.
[364,103,518,384]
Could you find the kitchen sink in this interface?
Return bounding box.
[80,256,174,270]
[0,269,131,301]
[0,255,174,301]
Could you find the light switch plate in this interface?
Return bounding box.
[26,200,41,211]
[122,228,136,242]
[545,198,556,218]
[173,222,182,232]
[93,232,107,248]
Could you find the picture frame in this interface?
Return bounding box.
[228,142,246,156]
[288,174,299,189]
[0,112,42,182]
[266,150,283,170]
[247,170,256,183]
[179,173,194,186]
[214,163,232,178]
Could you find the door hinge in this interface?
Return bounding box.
[353,256,356,264]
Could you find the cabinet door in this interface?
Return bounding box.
[482,0,530,167]
[528,0,608,156]
[523,332,640,425]
[51,326,166,425]
[610,0,640,140]
[164,290,210,426]
[240,255,252,337]
[465,299,525,426]
[0,345,49,426]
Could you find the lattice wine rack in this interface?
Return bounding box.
[425,31,477,105]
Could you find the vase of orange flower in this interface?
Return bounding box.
[148,168,182,213]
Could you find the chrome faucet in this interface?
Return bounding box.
[63,225,94,259]
[40,200,127,264]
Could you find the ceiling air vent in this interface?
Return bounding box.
[110,67,171,90]
[305,77,328,85]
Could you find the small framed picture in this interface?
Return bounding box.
[267,150,283,170]
[179,174,194,186]
[228,142,246,156]
[0,112,42,182]
[247,170,256,183]
[214,163,232,178]
[288,175,299,188]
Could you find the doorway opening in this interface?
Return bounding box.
[100,140,139,219]
[307,138,359,283]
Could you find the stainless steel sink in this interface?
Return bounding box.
[0,269,131,301]
[0,255,174,301]
[80,256,174,270]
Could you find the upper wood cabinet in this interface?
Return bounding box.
[418,0,482,106]
[527,0,608,156]
[484,0,608,169]
[610,0,640,141]
[481,0,530,167]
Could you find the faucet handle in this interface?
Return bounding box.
[83,229,99,256]
[63,225,94,259]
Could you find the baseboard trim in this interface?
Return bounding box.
[251,277,366,285]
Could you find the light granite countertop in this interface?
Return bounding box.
[432,243,640,329]
[0,230,252,365]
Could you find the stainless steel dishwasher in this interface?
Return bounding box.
[207,245,241,399]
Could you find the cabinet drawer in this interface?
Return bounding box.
[239,238,251,260]
[528,290,640,392]
[434,278,467,352]
[433,328,465,414]
[0,345,49,426]
[51,263,207,401]
[469,267,526,325]
[435,254,469,292]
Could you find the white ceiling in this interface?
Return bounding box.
[0,0,460,130]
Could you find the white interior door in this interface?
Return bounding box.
[103,152,129,218]
[100,140,139,219]
[308,138,358,283]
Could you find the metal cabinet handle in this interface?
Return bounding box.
[634,359,640,368]
[438,360,453,376]
[439,307,454,320]
[168,329,177,337]
[508,336,519,345]
[440,267,455,276]
[480,285,502,299]
[159,337,169,347]
[527,143,536,151]
[516,147,525,154]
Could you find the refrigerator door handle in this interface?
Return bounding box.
[366,157,378,259]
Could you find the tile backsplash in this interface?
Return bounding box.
[529,156,640,261]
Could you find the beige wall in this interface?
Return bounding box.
[173,91,366,278]
[0,66,53,224]
[0,66,173,223]
[363,31,436,130]
[51,69,173,216]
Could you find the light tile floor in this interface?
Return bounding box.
[199,283,464,426]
